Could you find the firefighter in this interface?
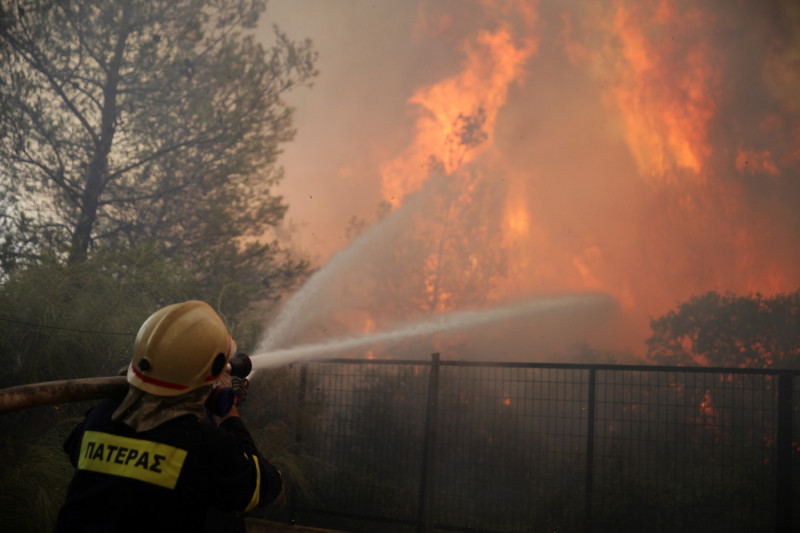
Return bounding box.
[55,300,282,532]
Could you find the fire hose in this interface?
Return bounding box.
[0,353,253,415]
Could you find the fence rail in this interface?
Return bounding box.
[262,356,799,533]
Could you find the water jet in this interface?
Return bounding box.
[250,292,617,370]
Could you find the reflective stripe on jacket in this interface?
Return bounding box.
[55,398,282,532]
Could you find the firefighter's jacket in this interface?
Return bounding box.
[55,397,282,532]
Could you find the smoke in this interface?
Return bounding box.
[261,178,436,350]
[262,0,800,359]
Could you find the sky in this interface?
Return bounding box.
[255,0,800,361]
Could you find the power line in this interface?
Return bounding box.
[0,315,136,337]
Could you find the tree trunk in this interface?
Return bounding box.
[68,2,132,264]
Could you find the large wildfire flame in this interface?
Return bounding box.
[268,0,800,360]
[380,9,537,202]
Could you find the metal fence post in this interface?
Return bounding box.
[776,373,793,533]
[288,364,308,525]
[585,368,597,533]
[295,364,309,443]
[417,353,441,533]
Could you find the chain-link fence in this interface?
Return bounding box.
[260,356,799,533]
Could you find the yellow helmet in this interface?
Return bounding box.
[127,300,235,396]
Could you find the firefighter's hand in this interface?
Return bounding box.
[232,376,249,406]
[210,369,237,425]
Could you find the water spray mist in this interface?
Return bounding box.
[249,292,617,370]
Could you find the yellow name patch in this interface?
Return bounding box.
[77,430,187,489]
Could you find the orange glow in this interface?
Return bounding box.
[699,390,714,417]
[698,390,723,432]
[597,0,719,180]
[505,201,530,236]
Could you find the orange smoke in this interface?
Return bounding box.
[735,146,779,176]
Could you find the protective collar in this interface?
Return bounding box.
[111,385,211,432]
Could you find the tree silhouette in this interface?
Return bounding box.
[0,0,316,296]
[646,290,800,368]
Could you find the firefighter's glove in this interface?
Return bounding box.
[209,368,235,424]
[232,376,249,406]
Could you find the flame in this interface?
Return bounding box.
[699,390,714,417]
[504,191,530,237]
[380,9,536,205]
[274,0,800,359]
[595,0,720,180]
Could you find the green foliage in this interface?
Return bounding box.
[191,239,309,345]
[0,245,196,387]
[646,290,800,368]
[0,416,80,532]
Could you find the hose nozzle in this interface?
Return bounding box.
[228,352,252,378]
